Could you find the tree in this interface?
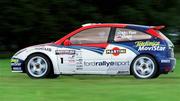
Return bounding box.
[0,0,180,52]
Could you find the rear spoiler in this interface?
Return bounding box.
[150,25,165,30]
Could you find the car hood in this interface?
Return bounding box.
[29,42,55,47]
[13,43,56,57]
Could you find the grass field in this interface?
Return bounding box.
[0,54,180,101]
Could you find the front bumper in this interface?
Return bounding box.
[11,58,24,72]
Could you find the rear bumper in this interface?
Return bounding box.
[160,58,176,73]
[171,58,176,71]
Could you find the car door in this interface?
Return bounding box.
[68,27,113,74]
[56,47,77,74]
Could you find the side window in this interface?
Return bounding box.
[70,27,110,44]
[114,28,152,42]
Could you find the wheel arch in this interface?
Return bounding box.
[24,52,56,74]
[130,53,159,75]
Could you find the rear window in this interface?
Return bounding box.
[156,30,173,46]
[114,28,152,42]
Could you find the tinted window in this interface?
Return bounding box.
[114,28,152,42]
[70,27,110,44]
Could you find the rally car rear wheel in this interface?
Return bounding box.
[25,54,54,78]
[131,55,158,79]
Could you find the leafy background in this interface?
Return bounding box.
[0,1,180,101]
[0,0,180,53]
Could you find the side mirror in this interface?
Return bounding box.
[63,39,72,46]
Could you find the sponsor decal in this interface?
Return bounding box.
[56,50,75,55]
[11,62,21,66]
[75,51,82,58]
[68,60,76,64]
[115,30,137,40]
[161,59,171,63]
[137,46,166,51]
[11,63,21,66]
[135,41,160,47]
[117,30,137,35]
[75,51,83,67]
[35,47,52,51]
[68,55,75,59]
[76,68,83,70]
[106,47,126,56]
[84,61,129,67]
[135,41,166,51]
[67,54,76,64]
[117,71,129,74]
[11,58,22,66]
[76,59,83,67]
[12,67,22,71]
[11,58,19,63]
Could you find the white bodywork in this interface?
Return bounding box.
[12,43,138,75]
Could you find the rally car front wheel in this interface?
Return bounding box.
[25,53,58,79]
[131,55,159,79]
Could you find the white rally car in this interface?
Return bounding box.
[11,23,176,79]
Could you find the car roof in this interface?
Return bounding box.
[81,23,164,31]
[82,23,149,28]
[54,23,165,45]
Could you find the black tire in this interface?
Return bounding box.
[48,74,60,78]
[131,55,159,79]
[152,72,160,78]
[25,53,57,79]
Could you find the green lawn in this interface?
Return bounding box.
[0,55,180,101]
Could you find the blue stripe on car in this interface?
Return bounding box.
[55,45,105,55]
[112,43,140,55]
